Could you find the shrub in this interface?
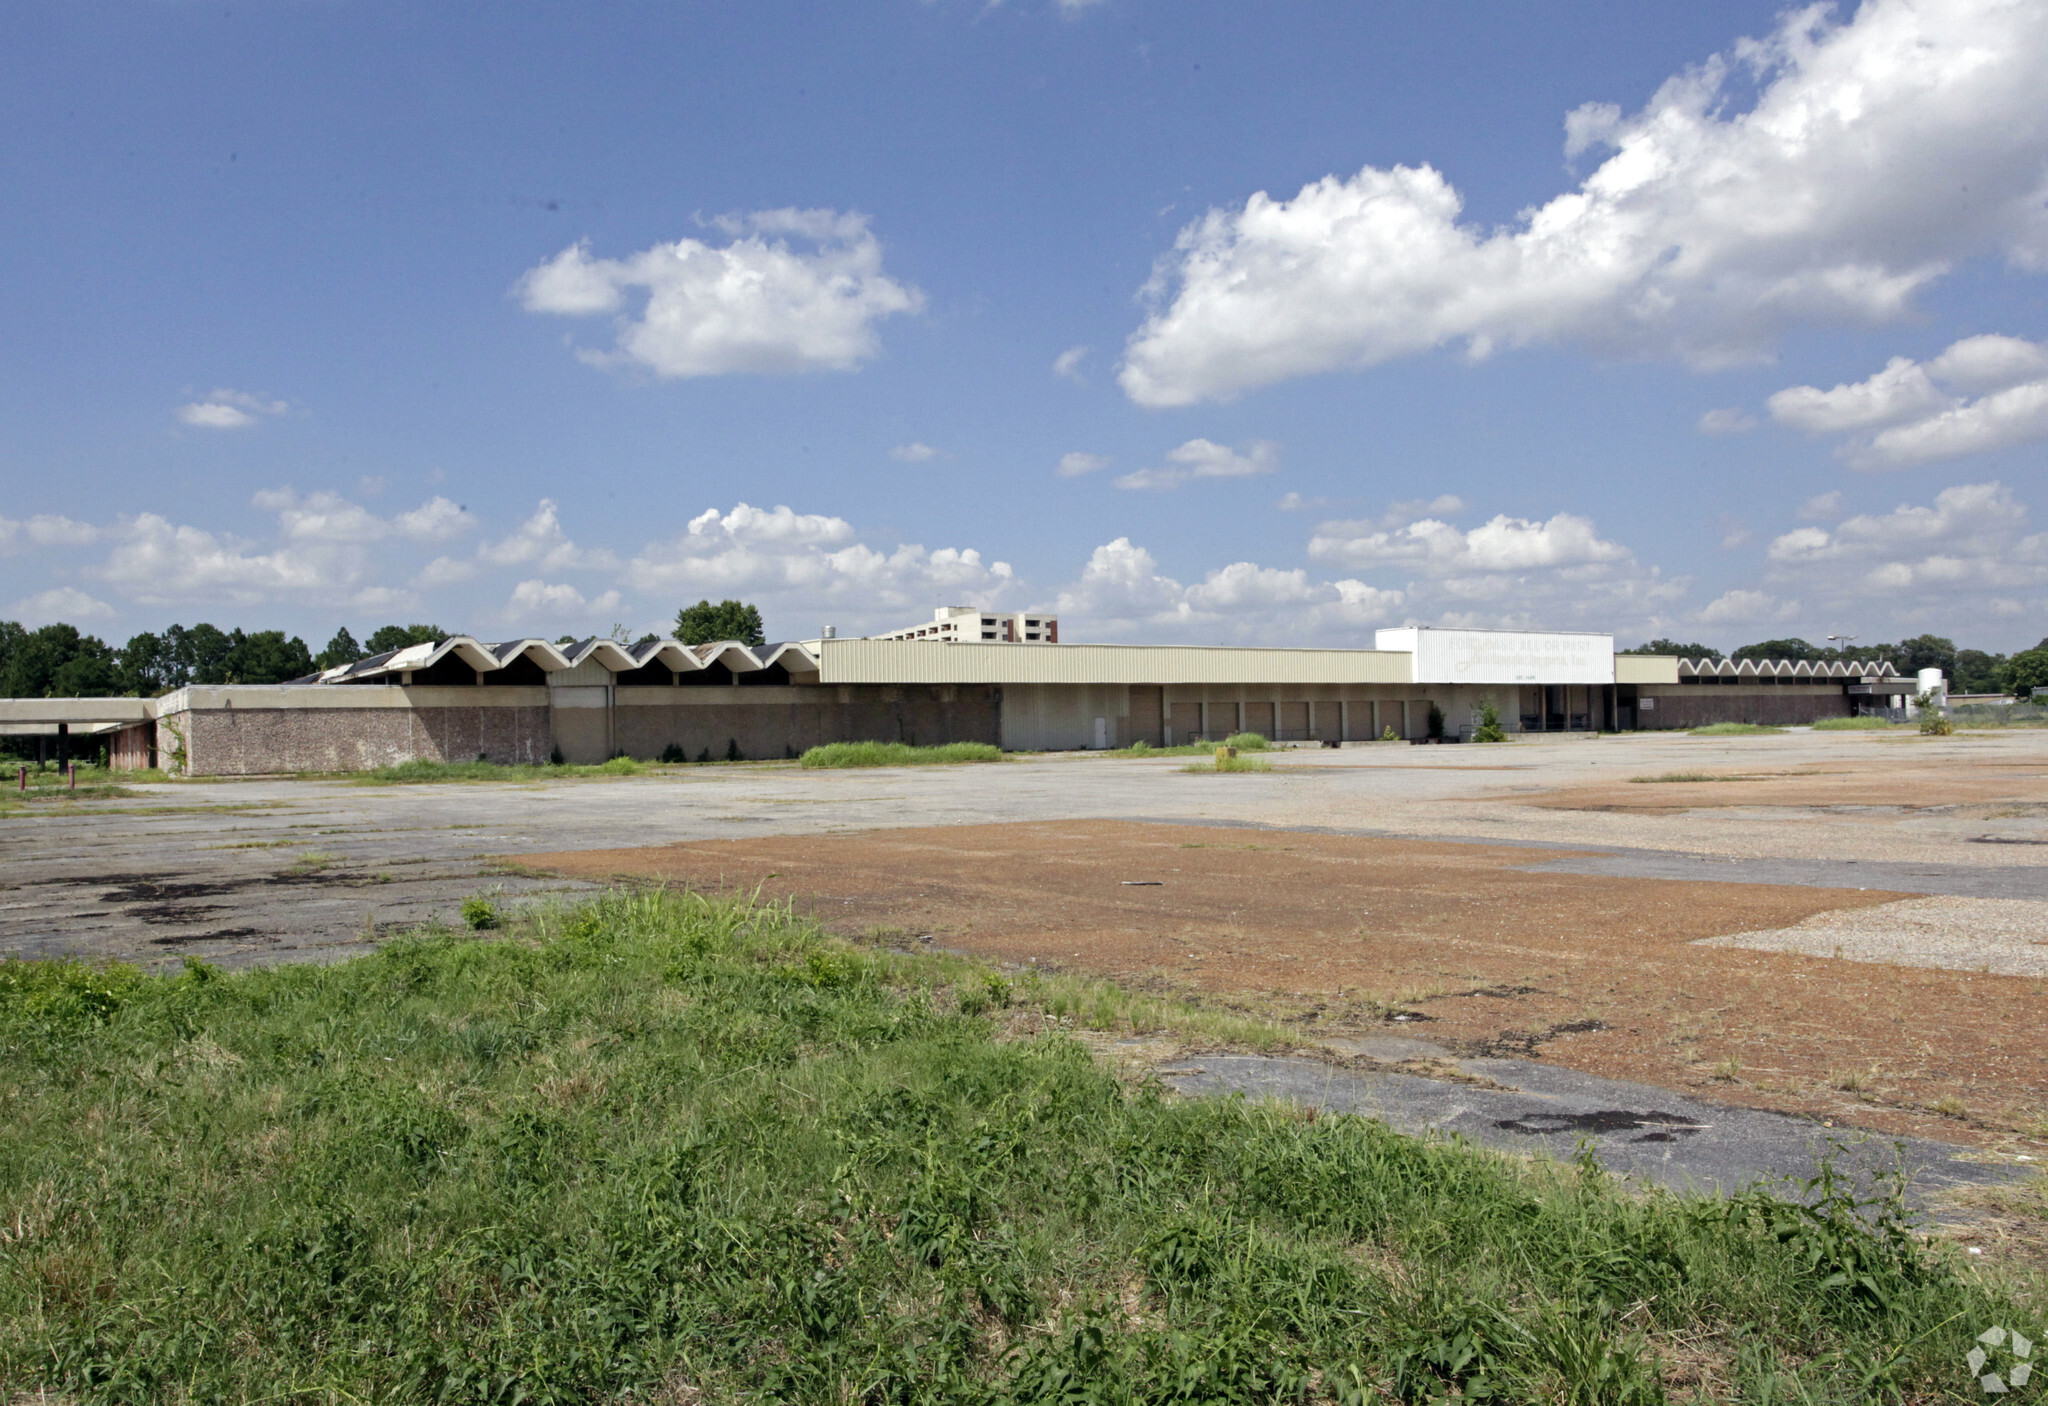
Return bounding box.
[659,742,687,763]
[1426,702,1445,739]
[1379,726,1399,741]
[725,738,744,762]
[799,741,1004,768]
[1221,731,1271,751]
[461,897,501,931]
[1472,699,1506,743]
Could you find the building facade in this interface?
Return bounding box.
[0,627,1909,777]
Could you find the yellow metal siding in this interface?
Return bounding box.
[1615,656,1680,685]
[818,640,1413,686]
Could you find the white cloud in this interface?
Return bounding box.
[93,513,357,606]
[1697,407,1758,435]
[1050,536,1415,643]
[1057,451,1111,477]
[504,579,624,622]
[251,489,481,546]
[478,499,616,571]
[1114,437,1278,490]
[625,501,1012,624]
[1052,345,1090,380]
[176,389,289,429]
[1769,334,2048,467]
[1309,510,1630,574]
[516,209,922,378]
[1697,588,1792,625]
[1119,0,2048,405]
[1796,491,1843,520]
[1763,480,2048,600]
[0,514,99,555]
[11,587,114,624]
[393,496,479,542]
[890,442,940,462]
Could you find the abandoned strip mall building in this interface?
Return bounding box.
[0,621,1913,777]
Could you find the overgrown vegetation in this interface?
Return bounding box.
[1472,699,1507,743]
[1689,722,1788,736]
[1183,753,1274,773]
[799,741,1004,768]
[353,756,646,784]
[0,892,2034,1402]
[1221,731,1272,751]
[1811,717,1896,730]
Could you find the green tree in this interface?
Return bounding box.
[673,599,765,646]
[2009,647,2048,699]
[168,623,235,685]
[1731,637,1823,662]
[1892,634,1957,677]
[0,623,120,697]
[118,631,180,695]
[225,630,314,683]
[316,627,362,671]
[1952,649,2008,695]
[1621,638,1722,660]
[364,624,446,656]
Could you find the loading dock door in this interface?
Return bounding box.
[1242,701,1275,740]
[1169,701,1202,744]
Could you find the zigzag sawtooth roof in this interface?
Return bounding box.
[1677,657,1900,680]
[308,636,820,684]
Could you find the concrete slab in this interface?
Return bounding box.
[1157,1053,2026,1202]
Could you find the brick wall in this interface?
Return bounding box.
[1635,687,1855,729]
[171,705,552,775]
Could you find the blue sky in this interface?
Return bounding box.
[4,0,2047,651]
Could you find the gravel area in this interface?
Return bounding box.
[1698,895,2048,977]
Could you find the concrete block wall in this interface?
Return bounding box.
[167,704,552,775]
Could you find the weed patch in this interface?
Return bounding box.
[353,756,647,784]
[1689,722,1788,736]
[0,892,2034,1402]
[799,741,1003,768]
[1812,717,1897,731]
[1182,754,1275,774]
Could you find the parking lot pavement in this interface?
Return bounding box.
[1157,1052,2027,1202]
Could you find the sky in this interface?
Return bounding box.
[3,0,2047,653]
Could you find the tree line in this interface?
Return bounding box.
[0,600,769,699]
[0,621,446,698]
[1622,634,2048,696]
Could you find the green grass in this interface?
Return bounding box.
[1181,754,1275,773]
[354,756,647,784]
[1221,731,1273,751]
[1629,771,1753,783]
[1811,717,1896,731]
[1,901,2039,1404]
[1107,740,1220,757]
[1,896,2040,1402]
[798,741,1004,768]
[1688,722,1788,736]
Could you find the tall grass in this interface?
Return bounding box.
[799,741,1003,768]
[1222,731,1272,751]
[1689,722,1787,736]
[1181,754,1275,773]
[0,893,2031,1403]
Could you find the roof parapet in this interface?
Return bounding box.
[314,636,821,684]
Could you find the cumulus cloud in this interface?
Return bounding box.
[477,499,616,571]
[10,587,114,624]
[1053,345,1090,380]
[1049,537,1410,643]
[1114,437,1278,490]
[1308,510,1630,575]
[1119,0,2048,405]
[516,209,922,378]
[251,490,480,546]
[1697,588,1793,625]
[1698,407,1758,435]
[93,513,359,606]
[1057,451,1111,478]
[1797,491,1843,520]
[1769,334,2048,467]
[0,513,99,555]
[1762,480,2048,604]
[175,389,289,429]
[504,579,624,622]
[625,501,1012,622]
[890,442,940,462]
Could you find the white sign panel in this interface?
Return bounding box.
[1375,628,1614,685]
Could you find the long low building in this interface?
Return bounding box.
[0,627,1911,776]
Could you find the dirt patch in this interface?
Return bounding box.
[518,818,2048,1150]
[1521,755,2048,815]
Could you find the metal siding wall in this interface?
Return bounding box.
[821,640,1412,686]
